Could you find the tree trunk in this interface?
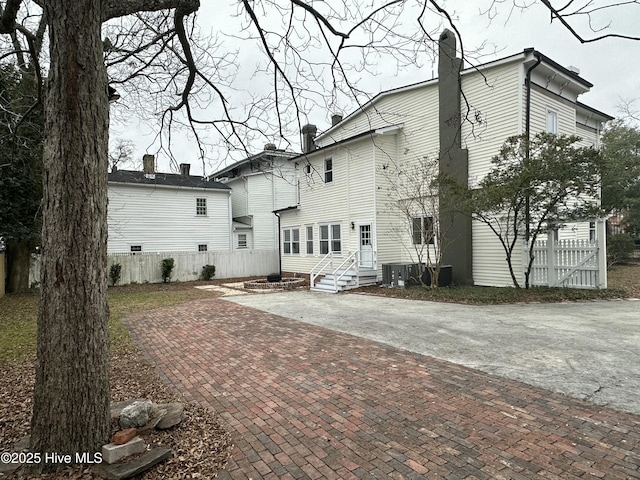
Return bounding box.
[30,0,111,470]
[5,239,32,292]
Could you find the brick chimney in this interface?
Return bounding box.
[180,163,191,176]
[301,124,317,153]
[331,114,343,127]
[142,154,155,174]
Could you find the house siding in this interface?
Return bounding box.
[108,183,231,253]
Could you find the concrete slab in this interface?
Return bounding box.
[224,291,640,415]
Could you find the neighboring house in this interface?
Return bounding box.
[210,145,298,251]
[108,156,232,254]
[277,30,612,290]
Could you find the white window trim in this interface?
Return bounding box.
[237,233,248,249]
[319,222,342,255]
[196,197,207,216]
[283,227,301,255]
[546,109,558,134]
[305,225,314,256]
[324,158,333,184]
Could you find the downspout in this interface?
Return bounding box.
[274,210,282,276]
[525,51,542,243]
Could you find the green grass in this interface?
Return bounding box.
[0,284,214,365]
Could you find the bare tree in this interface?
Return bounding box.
[108,138,136,172]
[0,0,638,471]
[381,155,454,287]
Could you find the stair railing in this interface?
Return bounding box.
[310,251,334,289]
[333,251,358,291]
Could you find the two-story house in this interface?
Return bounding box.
[108,155,232,254]
[277,30,612,291]
[211,144,298,251]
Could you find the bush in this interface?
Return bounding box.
[109,263,122,286]
[161,258,175,283]
[608,234,635,266]
[201,264,216,280]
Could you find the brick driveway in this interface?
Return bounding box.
[124,297,640,479]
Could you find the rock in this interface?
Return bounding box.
[155,402,185,430]
[13,435,30,451]
[137,406,167,434]
[93,447,171,480]
[112,428,137,445]
[119,399,153,429]
[111,398,148,420]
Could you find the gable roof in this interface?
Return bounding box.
[108,170,230,190]
[211,148,298,179]
[316,48,608,143]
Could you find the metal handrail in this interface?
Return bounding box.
[332,251,358,291]
[310,251,334,288]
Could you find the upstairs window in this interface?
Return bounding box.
[546,110,558,134]
[196,198,207,216]
[324,158,333,183]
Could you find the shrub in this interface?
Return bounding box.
[161,258,175,283]
[201,264,216,280]
[608,234,635,266]
[109,263,122,286]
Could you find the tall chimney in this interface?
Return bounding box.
[264,143,276,151]
[331,114,343,127]
[180,163,191,176]
[301,124,317,153]
[142,154,155,174]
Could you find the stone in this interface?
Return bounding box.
[155,402,185,430]
[119,399,153,428]
[101,436,146,464]
[13,435,30,451]
[93,447,171,480]
[136,407,166,434]
[111,398,148,420]
[112,428,137,445]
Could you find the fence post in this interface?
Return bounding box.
[546,230,555,287]
[597,218,607,289]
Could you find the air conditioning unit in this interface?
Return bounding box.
[382,263,422,288]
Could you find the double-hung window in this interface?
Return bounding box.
[412,216,435,245]
[306,225,314,255]
[196,198,207,216]
[319,223,341,254]
[324,158,333,183]
[283,228,300,254]
[546,109,558,134]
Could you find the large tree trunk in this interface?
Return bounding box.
[30,0,111,469]
[5,239,32,293]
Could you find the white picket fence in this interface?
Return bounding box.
[526,222,607,289]
[30,249,279,286]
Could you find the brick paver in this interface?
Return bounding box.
[124,297,640,479]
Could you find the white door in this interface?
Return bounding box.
[359,224,374,269]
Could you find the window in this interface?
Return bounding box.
[237,234,248,249]
[198,244,208,252]
[324,158,333,183]
[283,228,300,254]
[130,245,142,253]
[412,216,435,245]
[546,109,558,134]
[589,221,596,242]
[306,226,314,255]
[319,223,341,254]
[196,198,207,216]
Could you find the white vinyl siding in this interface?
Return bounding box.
[108,184,231,253]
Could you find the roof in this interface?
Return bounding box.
[211,148,298,178]
[108,170,230,190]
[317,48,606,142]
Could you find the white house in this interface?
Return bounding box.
[107,157,232,254]
[277,30,612,291]
[210,145,298,251]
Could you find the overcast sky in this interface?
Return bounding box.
[109,1,640,176]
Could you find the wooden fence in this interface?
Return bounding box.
[526,221,607,289]
[30,249,280,286]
